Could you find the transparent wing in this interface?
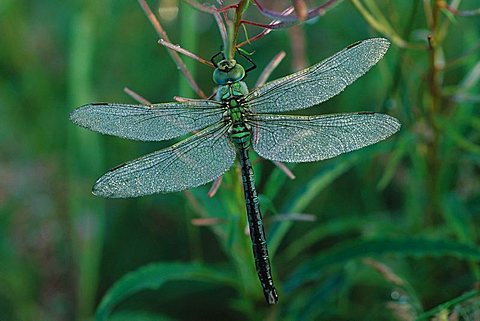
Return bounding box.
[93,123,236,198]
[246,38,390,113]
[250,112,400,162]
[70,100,224,141]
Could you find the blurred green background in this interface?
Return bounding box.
[1,0,480,320]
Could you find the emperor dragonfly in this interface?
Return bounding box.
[70,38,401,304]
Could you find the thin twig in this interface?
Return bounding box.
[237,7,295,47]
[138,0,207,98]
[208,176,223,197]
[245,45,296,184]
[272,161,296,180]
[237,28,271,48]
[173,95,204,102]
[423,0,434,28]
[217,3,239,13]
[437,0,462,43]
[443,42,480,70]
[158,39,214,67]
[255,51,286,87]
[183,190,226,238]
[272,213,316,222]
[440,1,480,16]
[288,24,307,71]
[228,0,251,59]
[301,0,343,20]
[191,217,225,226]
[253,0,342,22]
[293,0,308,21]
[241,19,294,30]
[182,0,217,13]
[124,87,152,105]
[182,0,228,47]
[213,10,228,48]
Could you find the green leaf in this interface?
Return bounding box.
[458,60,480,92]
[284,238,480,292]
[377,131,412,190]
[237,46,255,56]
[442,195,477,244]
[108,311,177,321]
[440,7,457,23]
[268,153,360,257]
[264,163,297,201]
[285,273,347,321]
[415,289,480,321]
[96,262,238,321]
[440,118,480,155]
[280,217,366,263]
[268,140,397,257]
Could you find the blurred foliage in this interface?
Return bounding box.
[1,0,480,320]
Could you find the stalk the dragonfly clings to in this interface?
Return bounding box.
[70,38,401,304]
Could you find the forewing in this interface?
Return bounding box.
[70,100,224,141]
[251,113,400,162]
[246,38,390,113]
[93,123,236,198]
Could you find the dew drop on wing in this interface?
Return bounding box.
[91,162,128,197]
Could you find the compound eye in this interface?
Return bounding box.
[229,64,245,81]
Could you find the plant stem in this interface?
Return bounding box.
[226,0,251,59]
[424,0,444,225]
[67,3,105,320]
[178,0,204,262]
[138,0,206,98]
[179,1,199,98]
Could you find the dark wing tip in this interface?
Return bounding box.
[357,111,375,115]
[346,40,363,50]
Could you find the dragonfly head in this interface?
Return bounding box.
[213,59,245,85]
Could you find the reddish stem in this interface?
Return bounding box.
[240,19,287,29]
[216,3,239,13]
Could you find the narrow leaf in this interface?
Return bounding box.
[415,289,480,321]
[285,238,480,292]
[96,262,237,321]
[108,311,177,321]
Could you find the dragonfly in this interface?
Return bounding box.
[70,38,401,304]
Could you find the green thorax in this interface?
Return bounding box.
[213,59,251,146]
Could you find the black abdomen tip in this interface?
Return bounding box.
[264,287,279,305]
